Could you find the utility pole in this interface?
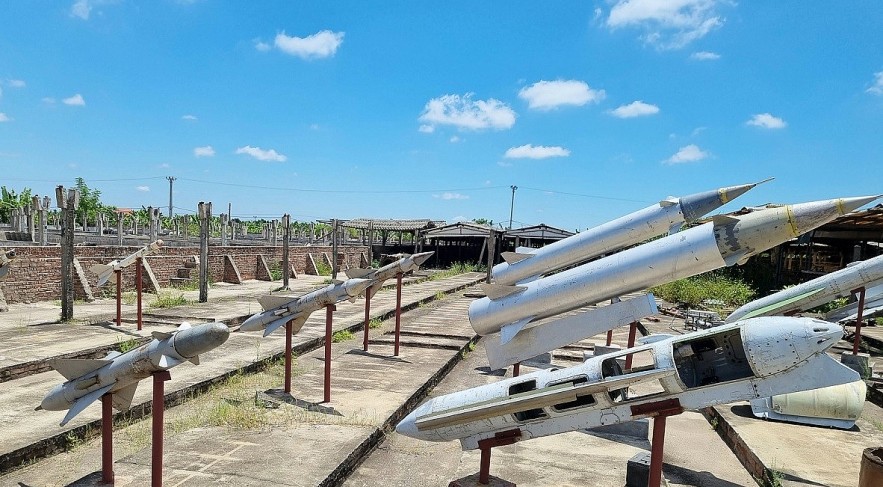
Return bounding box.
[56,186,80,321]
[508,185,518,230]
[166,176,176,219]
[198,201,211,303]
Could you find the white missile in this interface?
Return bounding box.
[726,254,883,322]
[825,284,883,323]
[492,181,768,286]
[469,196,880,346]
[239,278,373,337]
[39,321,229,426]
[345,251,435,298]
[396,317,857,450]
[89,240,164,287]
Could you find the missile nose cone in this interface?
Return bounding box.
[837,195,881,214]
[679,182,761,223]
[411,251,435,267]
[344,278,373,296]
[40,384,67,411]
[789,195,881,235]
[396,410,421,439]
[239,314,264,332]
[173,322,230,358]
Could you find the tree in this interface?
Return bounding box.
[0,186,34,223]
[472,218,494,226]
[74,178,107,226]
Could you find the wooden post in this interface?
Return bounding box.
[324,304,336,403]
[394,273,403,356]
[101,394,114,485]
[485,230,496,284]
[282,214,291,289]
[367,221,374,265]
[152,371,172,487]
[284,321,293,393]
[115,270,122,326]
[136,257,143,331]
[331,219,339,279]
[198,202,211,303]
[57,186,79,322]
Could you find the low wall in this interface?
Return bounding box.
[0,245,368,304]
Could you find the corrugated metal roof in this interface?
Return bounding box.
[424,221,493,238]
[333,219,444,231]
[505,224,574,239]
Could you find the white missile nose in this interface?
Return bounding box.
[838,195,882,214]
[239,314,264,332]
[344,278,373,296]
[396,410,421,439]
[41,384,67,411]
[411,251,435,267]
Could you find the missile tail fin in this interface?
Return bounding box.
[659,197,678,207]
[112,383,139,411]
[501,252,533,265]
[152,331,174,341]
[60,383,113,426]
[331,279,344,285]
[189,355,200,365]
[481,283,527,300]
[500,317,533,345]
[50,358,112,381]
[157,355,184,369]
[367,282,383,299]
[263,317,289,337]
[258,294,295,312]
[345,268,375,279]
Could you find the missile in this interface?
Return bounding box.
[492,181,768,286]
[39,321,229,426]
[726,254,883,322]
[825,283,883,323]
[89,240,164,287]
[239,278,373,337]
[345,251,435,298]
[0,248,15,279]
[469,196,880,345]
[396,317,857,450]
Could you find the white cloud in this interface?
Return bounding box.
[193,145,215,157]
[606,0,726,50]
[609,100,660,118]
[665,144,709,164]
[136,186,150,192]
[418,124,435,133]
[62,93,85,106]
[746,113,787,129]
[274,30,344,59]
[867,72,883,95]
[42,97,56,104]
[254,40,271,52]
[449,135,461,143]
[6,79,25,88]
[0,113,11,122]
[419,93,516,131]
[504,144,570,159]
[691,51,720,60]
[181,114,198,121]
[433,192,469,200]
[236,145,287,162]
[518,80,605,110]
[71,0,91,20]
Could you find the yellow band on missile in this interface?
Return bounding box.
[786,205,799,237]
[718,188,730,204]
[836,199,845,215]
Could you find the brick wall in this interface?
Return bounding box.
[0,245,368,304]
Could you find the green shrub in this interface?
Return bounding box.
[315,260,332,276]
[651,271,756,311]
[331,330,354,343]
[150,292,189,308]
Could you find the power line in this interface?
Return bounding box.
[176,177,508,194]
[519,186,650,204]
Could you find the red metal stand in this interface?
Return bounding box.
[152,370,171,487]
[136,257,143,331]
[394,273,403,357]
[284,321,293,393]
[624,322,638,369]
[115,270,122,326]
[606,329,613,347]
[324,304,336,403]
[101,394,114,485]
[363,292,371,352]
[630,398,684,487]
[477,429,521,485]
[512,362,520,377]
[853,287,867,355]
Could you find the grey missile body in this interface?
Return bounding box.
[492,181,767,286]
[727,253,883,322]
[40,321,229,426]
[469,196,880,343]
[239,278,373,336]
[345,251,434,298]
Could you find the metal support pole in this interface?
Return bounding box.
[508,185,518,230]
[115,270,122,326]
[394,273,403,357]
[512,363,520,377]
[324,304,335,403]
[479,446,492,485]
[152,370,172,487]
[101,394,114,485]
[476,429,521,485]
[136,257,143,331]
[284,321,293,393]
[648,416,668,487]
[624,322,638,370]
[363,293,371,352]
[606,329,613,347]
[853,287,867,355]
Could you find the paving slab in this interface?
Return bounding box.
[0,272,484,474]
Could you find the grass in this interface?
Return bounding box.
[331,330,355,343]
[650,271,755,313]
[268,262,283,281]
[315,260,332,276]
[368,318,383,329]
[149,291,190,308]
[430,262,481,280]
[117,337,139,353]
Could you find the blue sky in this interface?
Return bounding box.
[1,1,882,230]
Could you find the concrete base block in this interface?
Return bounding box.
[626,451,651,487]
[588,418,649,441]
[449,473,516,486]
[841,352,872,379]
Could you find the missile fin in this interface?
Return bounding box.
[722,250,750,267]
[668,222,683,234]
[345,268,376,279]
[152,331,174,341]
[189,355,200,365]
[50,358,112,381]
[501,252,533,265]
[499,317,533,345]
[332,279,344,285]
[263,317,291,337]
[258,294,295,311]
[515,246,533,254]
[158,355,185,368]
[89,263,114,276]
[60,383,113,426]
[367,282,383,299]
[481,283,527,300]
[112,383,139,411]
[659,197,678,207]
[712,214,741,226]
